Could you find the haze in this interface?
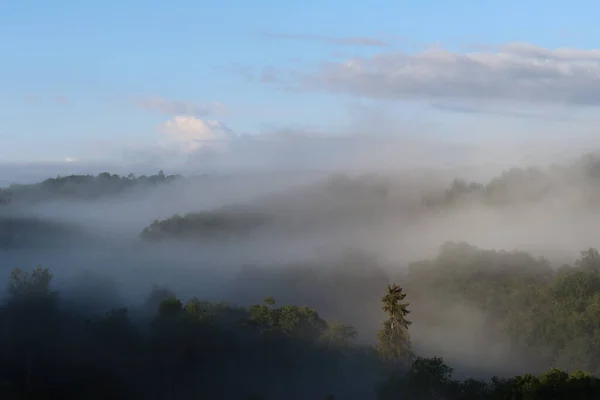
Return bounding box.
[3,141,600,379]
[4,1,600,397]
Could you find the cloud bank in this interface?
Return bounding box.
[293,42,600,105]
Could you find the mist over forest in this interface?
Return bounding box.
[4,152,600,398]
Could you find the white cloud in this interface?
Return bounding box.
[160,116,236,153]
[295,42,600,105]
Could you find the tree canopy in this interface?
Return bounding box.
[2,254,600,399]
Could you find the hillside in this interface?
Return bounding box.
[139,153,600,242]
[0,170,181,206]
[3,156,600,397]
[4,246,600,399]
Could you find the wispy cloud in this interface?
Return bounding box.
[429,101,576,121]
[133,96,227,117]
[260,32,388,47]
[283,42,600,106]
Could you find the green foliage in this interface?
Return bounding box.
[320,319,358,349]
[379,357,600,400]
[184,297,214,321]
[140,207,270,241]
[0,170,180,206]
[379,356,455,400]
[8,243,600,399]
[158,297,183,317]
[145,284,177,312]
[376,284,413,363]
[401,241,600,375]
[246,297,328,341]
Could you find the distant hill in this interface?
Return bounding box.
[0,170,181,206]
[139,153,600,242]
[139,174,399,241]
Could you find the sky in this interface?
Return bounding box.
[2,0,600,176]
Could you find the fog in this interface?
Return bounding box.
[3,132,600,386]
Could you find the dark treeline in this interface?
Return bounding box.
[4,243,600,399]
[0,170,182,248]
[0,170,181,206]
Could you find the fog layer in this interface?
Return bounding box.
[3,142,600,382]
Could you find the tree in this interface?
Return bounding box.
[246,297,328,341]
[405,357,454,398]
[378,357,456,400]
[3,266,60,392]
[576,248,600,273]
[376,284,413,363]
[7,266,54,302]
[144,284,176,313]
[158,297,183,317]
[320,319,357,349]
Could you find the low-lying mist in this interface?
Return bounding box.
[4,145,600,384]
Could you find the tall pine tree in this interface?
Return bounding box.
[376,283,414,363]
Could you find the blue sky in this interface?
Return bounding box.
[2,0,600,170]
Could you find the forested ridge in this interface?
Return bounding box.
[5,155,600,398]
[0,171,181,249]
[4,243,600,399]
[0,170,180,206]
[139,154,600,242]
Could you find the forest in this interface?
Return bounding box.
[4,154,600,398]
[0,170,180,206]
[3,255,600,400]
[138,154,600,244]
